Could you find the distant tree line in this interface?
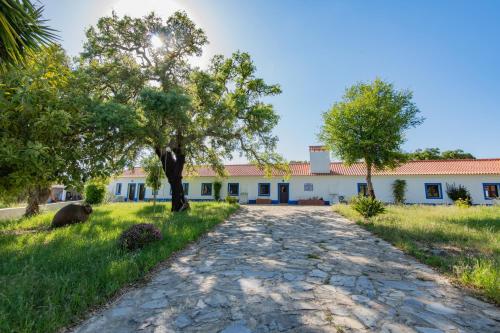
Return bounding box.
[407,148,475,160]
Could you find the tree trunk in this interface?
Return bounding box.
[156,147,190,212]
[25,186,50,217]
[153,192,157,207]
[366,163,376,199]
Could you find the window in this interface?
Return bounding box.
[483,183,499,200]
[357,183,368,197]
[258,183,271,196]
[425,183,442,199]
[304,183,313,191]
[201,183,212,196]
[228,183,239,196]
[115,183,122,195]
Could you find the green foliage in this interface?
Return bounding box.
[0,202,238,333]
[392,179,407,204]
[84,182,106,205]
[350,195,386,218]
[319,78,423,197]
[213,181,222,201]
[333,204,500,303]
[446,183,472,204]
[225,196,238,204]
[408,148,475,160]
[142,154,164,197]
[0,0,57,70]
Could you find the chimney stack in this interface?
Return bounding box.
[309,146,330,174]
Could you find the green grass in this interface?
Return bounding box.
[0,202,238,333]
[333,204,500,304]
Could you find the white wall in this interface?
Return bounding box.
[108,174,500,205]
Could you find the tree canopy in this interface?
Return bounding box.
[319,79,423,198]
[0,0,57,71]
[79,11,285,211]
[408,148,475,160]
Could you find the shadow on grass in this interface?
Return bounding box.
[444,216,500,233]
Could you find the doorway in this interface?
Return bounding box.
[138,183,146,201]
[127,183,136,201]
[278,183,289,204]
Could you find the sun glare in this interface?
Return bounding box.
[151,34,163,48]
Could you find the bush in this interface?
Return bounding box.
[446,183,472,205]
[118,223,163,251]
[225,196,238,204]
[213,181,222,201]
[351,195,385,218]
[84,183,106,205]
[392,179,407,204]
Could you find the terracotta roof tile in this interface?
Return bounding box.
[118,159,500,178]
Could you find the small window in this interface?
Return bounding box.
[425,183,442,199]
[115,183,122,195]
[258,183,271,196]
[201,183,212,196]
[304,183,313,191]
[228,183,239,196]
[483,183,499,199]
[357,183,368,197]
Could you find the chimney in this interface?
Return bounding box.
[309,146,331,174]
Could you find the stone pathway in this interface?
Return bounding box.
[73,206,499,333]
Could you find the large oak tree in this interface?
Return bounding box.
[319,79,423,198]
[80,11,285,211]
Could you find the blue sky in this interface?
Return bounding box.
[42,0,500,161]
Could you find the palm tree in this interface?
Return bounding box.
[0,0,57,70]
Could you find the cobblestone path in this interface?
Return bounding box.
[74,206,499,333]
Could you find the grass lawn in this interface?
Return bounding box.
[333,204,500,304]
[0,202,238,333]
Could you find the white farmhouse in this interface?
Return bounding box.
[108,146,500,205]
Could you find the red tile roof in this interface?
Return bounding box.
[118,159,500,178]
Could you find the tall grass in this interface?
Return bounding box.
[0,202,238,333]
[333,204,500,304]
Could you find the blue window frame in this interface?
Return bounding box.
[228,183,239,196]
[258,183,271,196]
[483,183,500,200]
[115,183,122,195]
[425,183,443,199]
[201,183,212,196]
[357,183,368,197]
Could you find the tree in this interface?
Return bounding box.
[0,45,130,216]
[80,11,285,212]
[408,148,475,160]
[319,79,423,198]
[0,0,57,70]
[142,154,164,206]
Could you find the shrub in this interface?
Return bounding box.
[84,183,106,205]
[213,181,222,201]
[446,183,472,205]
[118,223,163,251]
[225,196,238,204]
[392,179,407,204]
[351,195,385,218]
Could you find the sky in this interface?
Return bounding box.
[41,0,500,162]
